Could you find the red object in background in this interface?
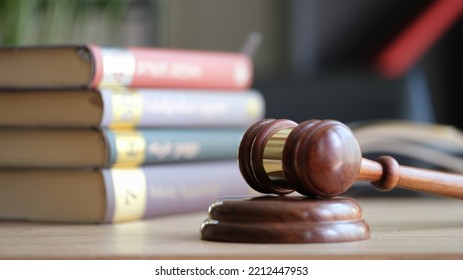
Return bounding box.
[375,0,463,79]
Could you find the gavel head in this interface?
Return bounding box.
[238,119,363,197]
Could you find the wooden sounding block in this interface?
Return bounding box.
[200,196,370,243]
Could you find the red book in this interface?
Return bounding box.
[374,0,463,79]
[0,45,253,90]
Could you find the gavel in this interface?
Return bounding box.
[238,118,463,199]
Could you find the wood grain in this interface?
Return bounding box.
[0,198,462,259]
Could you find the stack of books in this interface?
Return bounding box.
[0,45,264,223]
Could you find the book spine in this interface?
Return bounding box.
[101,160,252,223]
[88,45,253,90]
[99,88,265,128]
[103,128,245,167]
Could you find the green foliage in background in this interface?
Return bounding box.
[0,0,131,45]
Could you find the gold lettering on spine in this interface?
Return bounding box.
[246,95,263,119]
[263,128,292,182]
[110,89,144,128]
[113,130,146,167]
[111,168,147,222]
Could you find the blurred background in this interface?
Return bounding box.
[1,0,462,128]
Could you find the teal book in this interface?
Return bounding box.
[0,128,245,168]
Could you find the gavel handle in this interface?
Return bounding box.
[358,156,463,199]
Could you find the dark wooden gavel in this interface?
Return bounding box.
[238,119,463,199]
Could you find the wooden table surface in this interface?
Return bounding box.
[0,197,462,259]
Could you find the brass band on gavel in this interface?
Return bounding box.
[262,127,293,184]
